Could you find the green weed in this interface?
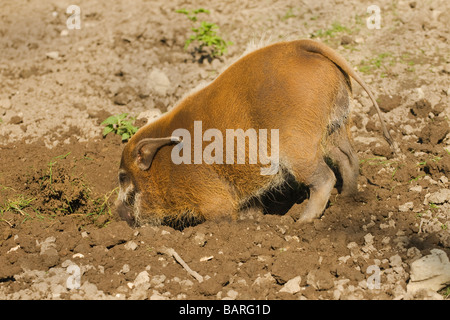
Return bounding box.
[0,195,36,216]
[409,174,427,183]
[311,22,351,39]
[358,52,393,75]
[429,202,439,210]
[101,113,138,141]
[281,8,296,21]
[87,188,118,218]
[441,286,450,299]
[0,195,46,225]
[176,8,232,61]
[46,152,71,186]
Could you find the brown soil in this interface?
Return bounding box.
[0,0,449,300]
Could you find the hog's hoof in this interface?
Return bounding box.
[295,215,315,226]
[286,202,307,221]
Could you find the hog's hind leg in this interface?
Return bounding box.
[297,160,336,223]
[326,127,359,196]
[287,156,337,224]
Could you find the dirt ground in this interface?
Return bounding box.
[0,0,449,300]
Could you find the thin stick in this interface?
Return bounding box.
[162,247,204,283]
[1,219,13,227]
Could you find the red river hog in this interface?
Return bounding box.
[116,39,397,228]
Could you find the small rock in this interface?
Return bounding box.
[253,273,276,287]
[81,282,98,297]
[0,98,11,110]
[279,276,302,294]
[200,255,214,262]
[41,248,59,268]
[38,236,56,255]
[149,291,168,300]
[425,189,450,204]
[9,116,23,125]
[423,176,438,185]
[406,247,422,261]
[150,275,166,287]
[409,185,422,192]
[399,202,414,212]
[402,124,414,135]
[46,51,60,59]
[113,86,135,106]
[120,264,130,274]
[148,69,171,96]
[340,35,353,45]
[193,232,206,246]
[61,259,75,268]
[134,271,150,287]
[227,289,239,299]
[179,279,194,290]
[306,270,334,291]
[407,249,450,294]
[416,88,425,100]
[338,255,351,263]
[51,284,66,298]
[347,242,359,256]
[389,254,403,268]
[34,282,49,294]
[124,241,138,251]
[432,102,446,115]
[364,233,374,245]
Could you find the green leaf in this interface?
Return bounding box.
[175,9,189,15]
[124,122,137,130]
[101,115,118,125]
[117,113,129,121]
[121,132,130,141]
[194,8,210,14]
[102,125,115,137]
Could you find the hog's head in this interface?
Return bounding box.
[115,136,181,226]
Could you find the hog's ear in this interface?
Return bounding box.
[133,137,181,171]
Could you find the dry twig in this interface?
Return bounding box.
[161,246,204,283]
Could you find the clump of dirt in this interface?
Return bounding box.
[26,161,90,216]
[409,99,432,118]
[417,117,449,146]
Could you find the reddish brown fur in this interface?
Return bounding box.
[116,40,395,228]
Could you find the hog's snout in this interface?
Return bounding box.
[115,198,135,226]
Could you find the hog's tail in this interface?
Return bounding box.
[297,39,399,154]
